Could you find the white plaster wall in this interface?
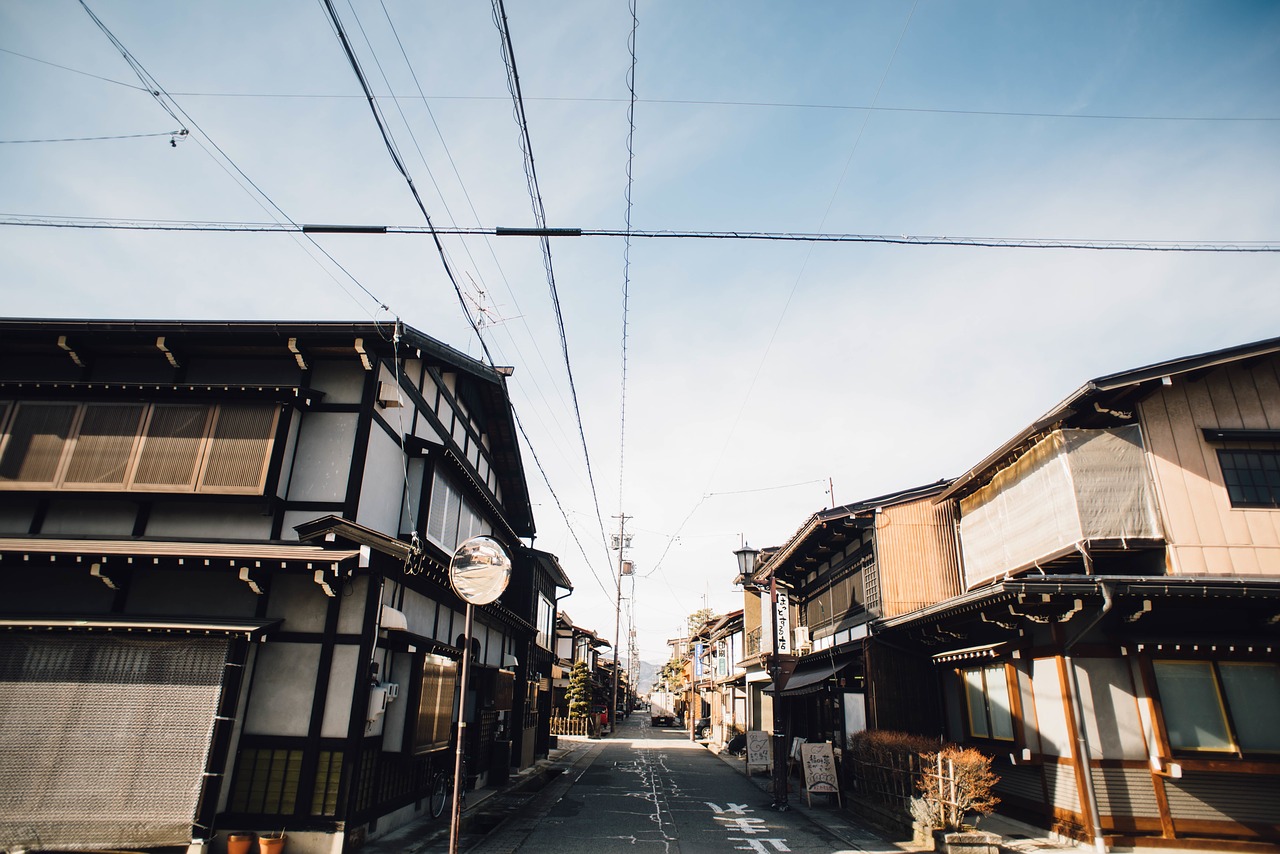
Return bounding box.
[266,572,329,633]
[145,504,273,540]
[400,587,439,638]
[381,651,414,753]
[1030,657,1073,758]
[310,361,367,404]
[41,500,137,536]
[1077,657,1146,760]
[400,457,425,536]
[244,642,319,736]
[338,575,369,635]
[436,606,460,645]
[356,427,406,536]
[288,412,358,503]
[276,410,301,501]
[321,644,360,738]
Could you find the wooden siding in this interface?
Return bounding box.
[1045,758,1082,814]
[1094,766,1162,818]
[1164,773,1280,826]
[1138,356,1280,576]
[875,496,963,618]
[994,762,1045,806]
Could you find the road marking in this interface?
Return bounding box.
[728,838,791,852]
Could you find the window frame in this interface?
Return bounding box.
[1216,448,1280,508]
[960,662,1017,743]
[0,399,280,495]
[1152,657,1280,757]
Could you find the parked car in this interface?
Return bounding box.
[695,716,711,740]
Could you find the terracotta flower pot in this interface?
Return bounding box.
[227,834,254,854]
[258,835,285,854]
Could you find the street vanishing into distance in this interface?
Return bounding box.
[413,716,896,854]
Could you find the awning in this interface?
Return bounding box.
[0,616,281,640]
[765,652,859,697]
[0,536,361,567]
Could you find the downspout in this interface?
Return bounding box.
[1062,581,1113,854]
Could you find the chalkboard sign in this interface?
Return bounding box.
[745,730,771,772]
[800,742,841,807]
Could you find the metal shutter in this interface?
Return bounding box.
[0,633,228,851]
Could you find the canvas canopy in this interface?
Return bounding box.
[959,426,1163,588]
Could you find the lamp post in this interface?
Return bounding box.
[735,542,791,811]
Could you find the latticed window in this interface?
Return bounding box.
[962,663,1015,741]
[425,468,492,551]
[413,654,458,755]
[0,400,279,494]
[1218,449,1280,508]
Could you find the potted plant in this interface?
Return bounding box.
[226,833,254,854]
[916,747,1000,854]
[258,831,285,854]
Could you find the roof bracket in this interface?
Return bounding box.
[314,562,347,597]
[288,337,308,370]
[90,562,118,590]
[1123,599,1152,623]
[354,337,373,371]
[57,335,86,368]
[156,336,180,368]
[238,566,264,595]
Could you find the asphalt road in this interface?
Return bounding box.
[461,716,895,854]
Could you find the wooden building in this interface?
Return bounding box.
[745,482,964,751]
[0,319,570,854]
[881,336,1280,850]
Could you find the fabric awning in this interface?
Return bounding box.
[764,652,859,697]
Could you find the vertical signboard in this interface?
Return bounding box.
[774,588,791,654]
[693,642,704,679]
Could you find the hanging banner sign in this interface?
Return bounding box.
[694,643,705,679]
[774,589,791,654]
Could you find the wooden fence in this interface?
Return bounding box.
[846,747,986,830]
[549,715,597,737]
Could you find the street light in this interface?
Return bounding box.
[734,541,792,811]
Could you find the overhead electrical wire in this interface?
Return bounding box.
[490,0,615,583]
[12,44,1280,122]
[617,0,638,567]
[318,0,618,603]
[75,0,392,319]
[7,215,1276,253]
[642,0,921,584]
[373,0,579,451]
[0,129,186,144]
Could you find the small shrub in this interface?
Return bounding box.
[916,746,1000,830]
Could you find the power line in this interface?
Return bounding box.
[6,215,1277,253]
[75,0,391,319]
[491,0,614,587]
[0,129,186,144]
[617,0,638,559]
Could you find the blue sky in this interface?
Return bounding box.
[2,1,1278,668]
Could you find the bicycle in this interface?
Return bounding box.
[427,754,467,820]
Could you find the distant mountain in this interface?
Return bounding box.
[636,660,661,694]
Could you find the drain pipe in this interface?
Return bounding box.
[1062,581,1114,854]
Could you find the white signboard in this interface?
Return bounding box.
[800,742,841,806]
[745,730,771,772]
[774,589,791,654]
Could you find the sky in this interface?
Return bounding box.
[2,1,1279,673]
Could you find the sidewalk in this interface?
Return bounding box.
[703,740,1079,854]
[359,736,598,854]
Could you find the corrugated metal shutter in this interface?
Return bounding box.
[0,633,228,851]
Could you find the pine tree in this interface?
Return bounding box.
[567,660,592,719]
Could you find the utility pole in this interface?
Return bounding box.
[610,514,631,734]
